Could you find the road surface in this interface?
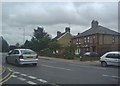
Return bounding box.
[1,53,119,85]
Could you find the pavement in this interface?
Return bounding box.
[39,56,100,65]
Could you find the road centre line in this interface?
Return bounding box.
[68,63,106,70]
[18,77,26,81]
[27,81,37,85]
[102,74,120,79]
[20,74,27,76]
[37,79,47,83]
[28,76,37,79]
[41,64,72,71]
[14,72,20,74]
[40,60,56,63]
[11,75,18,78]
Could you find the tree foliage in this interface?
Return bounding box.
[48,40,62,54]
[23,26,51,52]
[0,37,9,52]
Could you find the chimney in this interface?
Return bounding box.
[91,20,99,28]
[65,27,70,33]
[77,33,80,35]
[57,31,61,36]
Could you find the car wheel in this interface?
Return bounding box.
[32,63,37,66]
[5,57,9,64]
[101,61,107,67]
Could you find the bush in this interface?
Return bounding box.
[80,56,100,61]
[40,48,53,57]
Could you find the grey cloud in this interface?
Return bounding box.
[2,2,118,45]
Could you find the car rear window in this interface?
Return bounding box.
[21,50,36,54]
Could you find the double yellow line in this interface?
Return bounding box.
[0,68,14,84]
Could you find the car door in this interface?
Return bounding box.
[7,50,14,63]
[12,50,20,64]
[105,53,116,65]
[8,50,20,64]
[114,53,120,66]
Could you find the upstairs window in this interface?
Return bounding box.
[112,36,115,43]
[84,37,87,43]
[87,37,90,43]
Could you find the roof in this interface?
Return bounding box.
[74,25,120,38]
[53,32,66,40]
[53,32,72,40]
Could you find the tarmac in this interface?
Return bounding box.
[39,56,100,66]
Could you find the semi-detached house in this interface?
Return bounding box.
[72,20,120,56]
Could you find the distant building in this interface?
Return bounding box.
[53,27,73,53]
[72,20,120,56]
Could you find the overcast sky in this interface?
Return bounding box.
[1,1,119,45]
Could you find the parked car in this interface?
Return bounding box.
[100,51,120,67]
[5,49,38,66]
[83,52,98,57]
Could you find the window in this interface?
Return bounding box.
[84,37,87,43]
[13,50,19,54]
[77,38,79,42]
[93,36,95,44]
[112,36,115,43]
[87,37,90,43]
[106,53,120,59]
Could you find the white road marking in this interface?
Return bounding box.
[20,74,27,76]
[27,81,37,85]
[69,64,106,70]
[12,71,48,84]
[18,77,26,81]
[11,75,18,78]
[102,74,120,79]
[14,72,20,74]
[28,76,37,79]
[42,64,72,71]
[37,79,47,83]
[40,60,56,63]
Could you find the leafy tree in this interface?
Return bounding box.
[23,26,52,52]
[33,26,47,40]
[63,43,76,59]
[48,40,62,54]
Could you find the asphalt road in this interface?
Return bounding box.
[1,53,120,85]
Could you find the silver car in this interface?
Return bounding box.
[5,49,38,66]
[100,51,120,67]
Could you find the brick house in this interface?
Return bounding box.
[72,20,120,56]
[53,27,73,53]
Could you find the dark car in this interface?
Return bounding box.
[84,52,98,57]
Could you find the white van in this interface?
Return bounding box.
[100,51,120,67]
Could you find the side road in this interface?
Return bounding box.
[39,56,100,66]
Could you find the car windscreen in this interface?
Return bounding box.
[21,50,36,54]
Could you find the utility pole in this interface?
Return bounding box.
[23,27,25,44]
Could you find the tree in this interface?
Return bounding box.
[0,36,9,52]
[23,26,52,52]
[62,43,76,59]
[48,40,62,54]
[15,43,20,48]
[33,26,47,40]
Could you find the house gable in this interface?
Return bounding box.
[57,32,72,47]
